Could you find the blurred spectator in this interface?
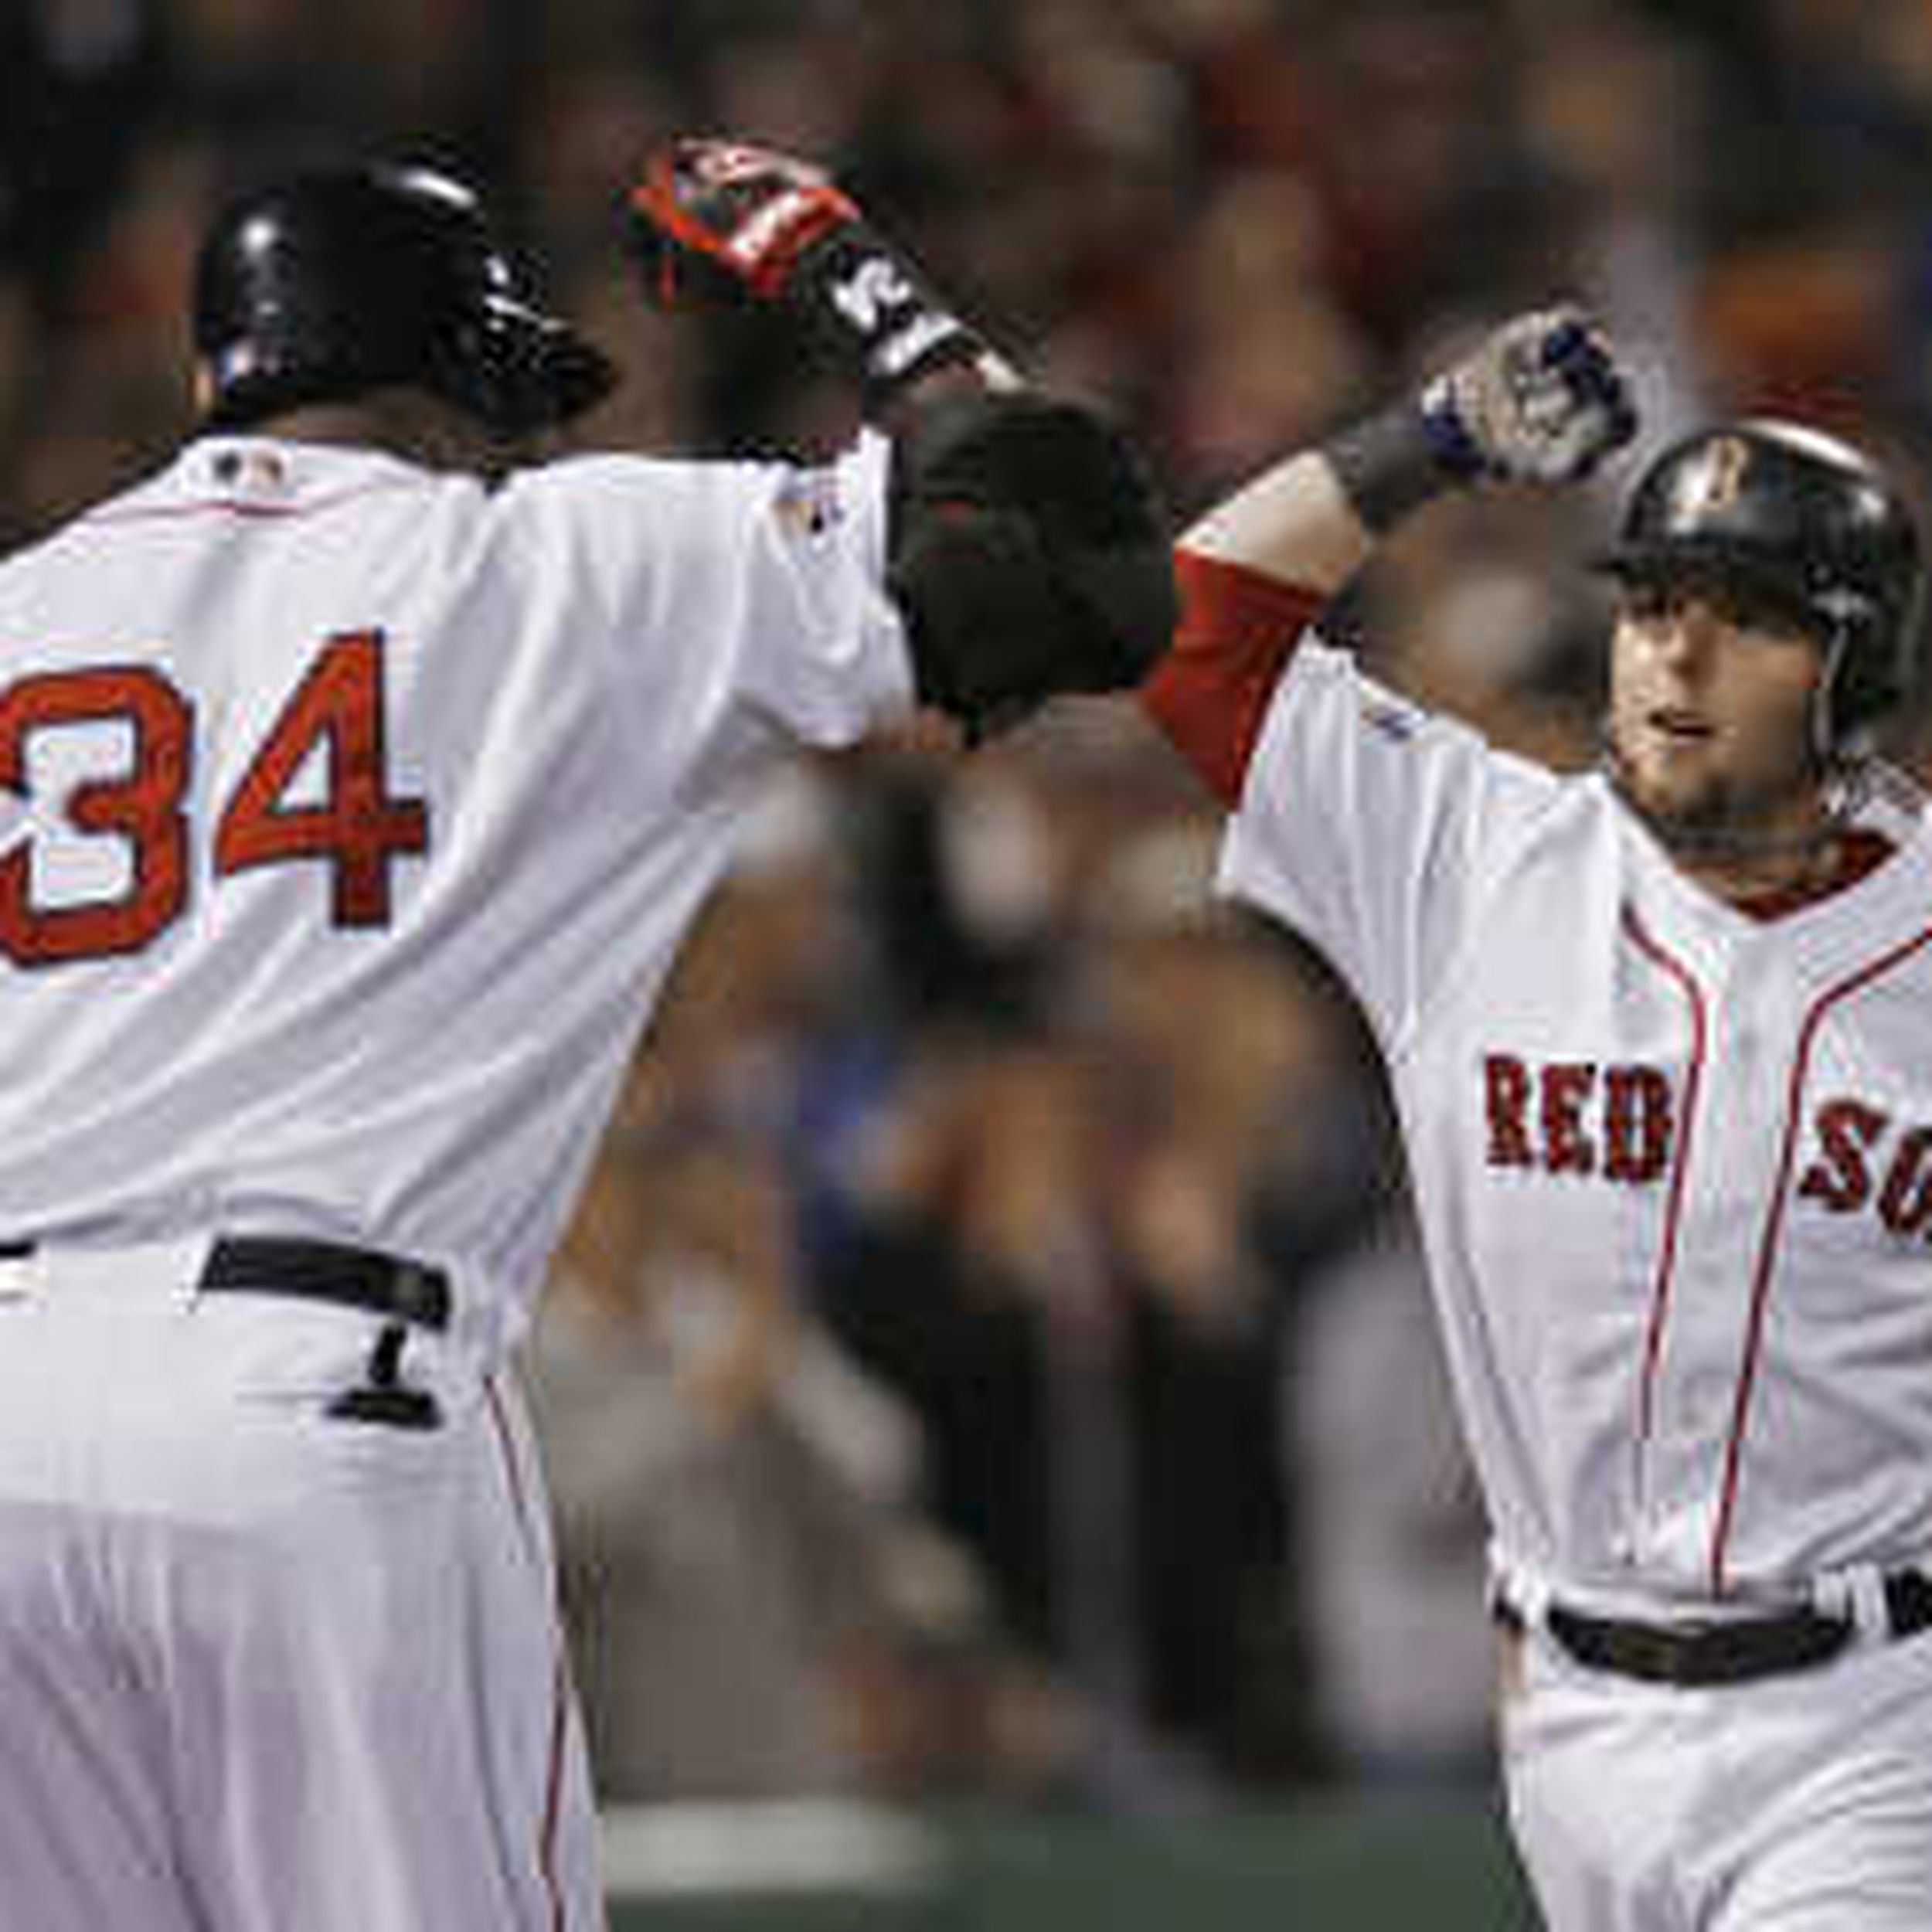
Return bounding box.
[0,0,165,296]
[530,1129,921,1802]
[530,821,1082,1804]
[1289,1199,1492,1787]
[810,791,1370,1795]
[0,0,167,505]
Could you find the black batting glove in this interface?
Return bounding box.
[625,137,1015,413]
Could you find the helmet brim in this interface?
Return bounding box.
[1591,539,1830,639]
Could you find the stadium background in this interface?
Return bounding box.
[5,2,1930,1922]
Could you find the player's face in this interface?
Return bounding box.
[1606,575,1828,844]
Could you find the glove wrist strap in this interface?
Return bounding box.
[1323,400,1475,534]
[787,223,999,410]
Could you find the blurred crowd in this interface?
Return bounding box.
[9,0,1932,1813]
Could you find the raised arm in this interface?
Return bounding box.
[1147,310,1638,803]
[624,138,1175,745]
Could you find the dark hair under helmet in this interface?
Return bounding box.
[193,161,617,437]
[1597,420,1925,749]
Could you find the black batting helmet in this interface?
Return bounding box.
[1598,420,1925,747]
[193,162,617,437]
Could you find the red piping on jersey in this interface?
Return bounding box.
[1730,828,1896,923]
[1619,908,1710,1476]
[1707,915,1932,1594]
[485,1376,573,1932]
[1138,549,1326,806]
[79,479,420,527]
[540,1643,573,1932]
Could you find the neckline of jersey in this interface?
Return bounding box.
[1611,770,1932,958]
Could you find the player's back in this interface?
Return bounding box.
[0,433,798,1342]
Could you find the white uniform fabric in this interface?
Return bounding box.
[0,433,913,1931]
[1502,1607,1932,1929]
[1220,638,1932,1928]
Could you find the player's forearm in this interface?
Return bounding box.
[1143,309,1638,805]
[1179,448,1374,594]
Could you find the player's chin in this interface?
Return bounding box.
[1605,737,1726,837]
[1609,733,1695,805]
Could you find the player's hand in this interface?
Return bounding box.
[624,136,1015,409]
[626,138,859,305]
[1420,307,1637,487]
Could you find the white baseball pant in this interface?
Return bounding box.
[1501,1606,1932,1928]
[0,1240,605,1932]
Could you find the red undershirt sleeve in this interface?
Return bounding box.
[1137,549,1329,808]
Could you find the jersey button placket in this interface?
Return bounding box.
[1630,940,1760,1585]
[1670,943,1802,1590]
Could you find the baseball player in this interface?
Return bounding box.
[1141,313,1932,1928]
[0,145,1172,1931]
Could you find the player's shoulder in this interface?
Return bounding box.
[505,431,881,506]
[495,435,889,570]
[494,450,705,515]
[0,450,191,606]
[1291,639,1579,788]
[47,437,462,546]
[0,447,184,562]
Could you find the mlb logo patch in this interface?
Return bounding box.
[1359,689,1423,743]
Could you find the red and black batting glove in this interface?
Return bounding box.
[625,136,1015,414]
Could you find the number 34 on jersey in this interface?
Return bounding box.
[0,630,428,968]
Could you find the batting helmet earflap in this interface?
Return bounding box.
[1597,420,1925,747]
[193,162,618,437]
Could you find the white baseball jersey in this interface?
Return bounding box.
[1221,638,1932,1621]
[0,430,911,1361]
[0,429,914,1932]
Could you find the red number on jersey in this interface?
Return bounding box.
[214,631,429,927]
[0,631,429,967]
[0,666,192,964]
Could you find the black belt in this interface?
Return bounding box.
[1501,1571,1932,1686]
[0,1235,451,1332]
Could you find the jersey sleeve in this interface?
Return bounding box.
[718,430,916,746]
[515,432,916,798]
[1219,642,1562,1055]
[1138,549,1325,807]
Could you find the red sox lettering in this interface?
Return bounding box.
[1483,1053,1675,1185]
[1798,1097,1932,1238]
[1485,1053,1932,1241]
